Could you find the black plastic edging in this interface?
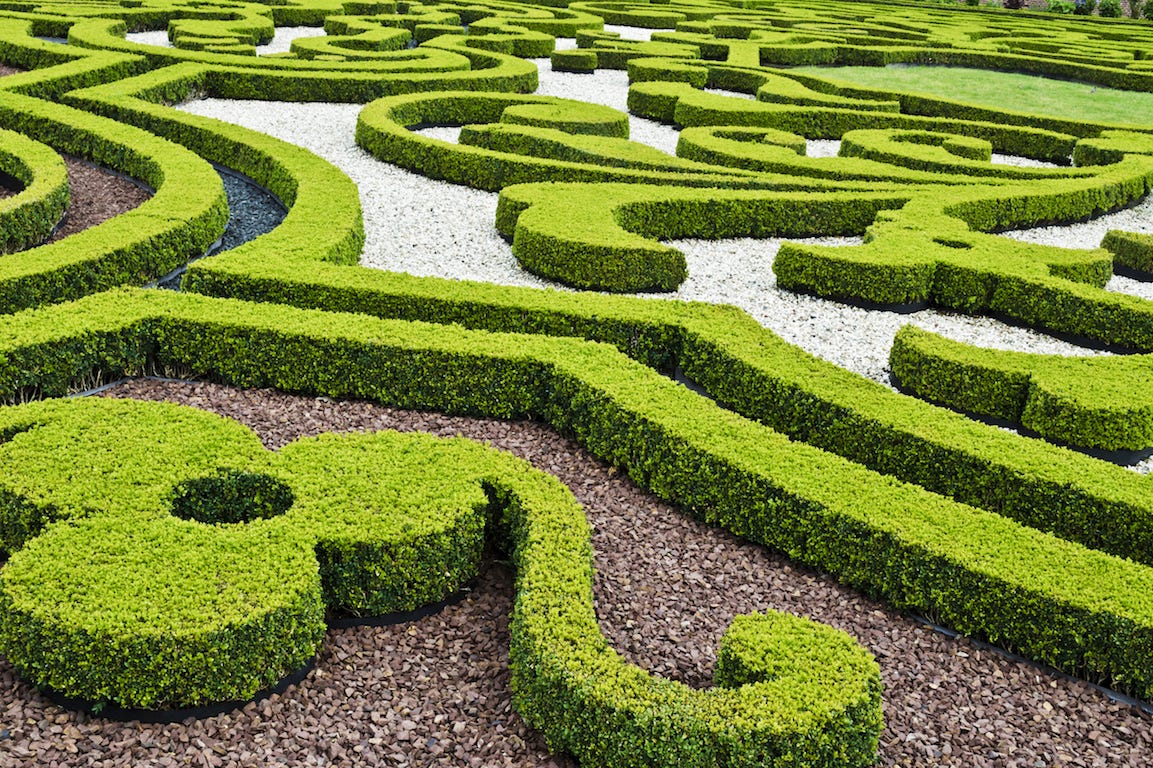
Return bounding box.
[40,658,317,723]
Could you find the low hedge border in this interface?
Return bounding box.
[0,125,69,252]
[0,398,492,709]
[65,18,540,102]
[38,7,1153,701]
[889,324,1153,452]
[495,181,906,291]
[0,87,226,314]
[2,288,1153,708]
[353,89,762,192]
[673,125,1055,185]
[627,80,1080,162]
[0,19,152,101]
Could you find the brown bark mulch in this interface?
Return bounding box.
[0,378,1148,767]
[0,156,149,250]
[48,157,150,242]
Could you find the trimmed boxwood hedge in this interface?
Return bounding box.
[890,324,1153,452]
[0,87,226,314]
[0,126,68,253]
[68,56,1153,573]
[0,396,884,767]
[9,0,1153,751]
[3,289,1153,706]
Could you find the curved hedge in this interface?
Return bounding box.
[890,325,1153,452]
[0,126,68,252]
[0,86,225,313]
[2,289,1153,708]
[5,0,1153,758]
[0,396,883,767]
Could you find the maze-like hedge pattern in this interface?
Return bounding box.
[2,0,1153,765]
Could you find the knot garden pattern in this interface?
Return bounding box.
[1,0,1153,765]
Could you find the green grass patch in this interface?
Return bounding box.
[793,65,1153,126]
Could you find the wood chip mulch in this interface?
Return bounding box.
[48,158,150,242]
[0,378,1148,767]
[0,155,149,251]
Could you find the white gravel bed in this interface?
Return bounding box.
[704,88,755,100]
[179,98,556,289]
[178,60,1153,470]
[124,26,325,55]
[1000,192,1153,251]
[806,139,841,158]
[532,60,681,154]
[412,125,462,143]
[667,236,1108,384]
[602,24,656,41]
[990,152,1060,168]
[124,29,171,48]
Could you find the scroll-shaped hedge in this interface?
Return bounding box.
[0,396,883,767]
[68,61,1153,570]
[0,85,226,314]
[890,325,1153,453]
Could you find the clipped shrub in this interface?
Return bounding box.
[0,397,884,766]
[550,48,598,73]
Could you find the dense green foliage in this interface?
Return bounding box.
[4,0,1153,761]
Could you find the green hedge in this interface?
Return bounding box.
[495,180,904,291]
[551,48,598,72]
[65,18,540,102]
[0,126,68,253]
[74,61,1153,574]
[628,80,1080,162]
[890,324,1153,452]
[3,289,1153,704]
[0,398,492,708]
[0,87,226,314]
[0,394,883,765]
[354,89,758,191]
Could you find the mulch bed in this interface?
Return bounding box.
[49,157,150,242]
[0,378,1146,767]
[0,155,149,249]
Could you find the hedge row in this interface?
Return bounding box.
[772,144,1153,350]
[65,18,540,101]
[0,126,68,253]
[74,58,1153,573]
[353,89,758,191]
[0,398,491,708]
[674,125,1059,184]
[0,87,226,314]
[3,288,1153,708]
[495,181,905,291]
[0,395,883,767]
[627,80,1080,162]
[889,324,1153,452]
